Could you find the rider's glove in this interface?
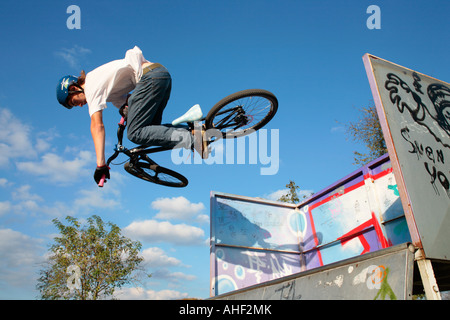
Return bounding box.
[119,103,129,119]
[94,165,110,184]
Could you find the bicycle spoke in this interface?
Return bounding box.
[157,173,181,184]
[214,109,239,128]
[124,161,188,187]
[213,96,272,133]
[205,89,277,140]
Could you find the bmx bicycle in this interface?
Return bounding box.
[99,89,278,188]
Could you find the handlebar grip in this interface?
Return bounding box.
[98,174,106,187]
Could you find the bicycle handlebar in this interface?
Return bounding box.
[98,175,106,187]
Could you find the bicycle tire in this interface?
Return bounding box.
[205,89,278,139]
[124,161,188,187]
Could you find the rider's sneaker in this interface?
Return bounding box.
[172,104,203,126]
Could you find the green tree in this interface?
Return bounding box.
[345,104,387,166]
[37,215,146,300]
[278,180,312,204]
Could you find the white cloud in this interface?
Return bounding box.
[141,247,182,268]
[0,108,37,167]
[152,269,196,282]
[16,150,94,185]
[330,126,345,134]
[0,181,122,220]
[0,184,72,219]
[264,189,289,202]
[0,229,44,293]
[12,185,43,202]
[54,45,91,70]
[196,214,210,224]
[35,128,59,153]
[0,229,42,267]
[74,187,121,210]
[70,175,125,214]
[0,178,11,187]
[0,108,92,186]
[38,186,122,218]
[264,188,314,202]
[0,201,11,217]
[152,196,206,222]
[115,287,188,300]
[0,185,44,217]
[39,201,74,220]
[124,220,206,246]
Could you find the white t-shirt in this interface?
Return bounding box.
[84,46,149,117]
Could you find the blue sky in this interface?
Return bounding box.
[1,0,450,299]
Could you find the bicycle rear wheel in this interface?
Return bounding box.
[124,161,188,187]
[205,89,278,139]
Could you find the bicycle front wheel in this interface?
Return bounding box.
[205,89,278,139]
[124,161,188,187]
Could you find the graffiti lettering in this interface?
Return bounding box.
[424,162,450,196]
[354,265,396,300]
[385,72,450,149]
[389,68,450,197]
[401,126,445,164]
[385,73,427,122]
[373,267,397,300]
[270,254,293,279]
[401,125,450,197]
[275,281,302,300]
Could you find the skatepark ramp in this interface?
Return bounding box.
[210,243,415,300]
[209,154,414,299]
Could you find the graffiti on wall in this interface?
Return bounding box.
[210,156,411,296]
[364,54,450,261]
[385,72,450,197]
[213,242,416,300]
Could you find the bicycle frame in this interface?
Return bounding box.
[98,116,200,187]
[97,89,276,187]
[213,106,249,130]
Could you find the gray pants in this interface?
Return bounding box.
[127,65,194,149]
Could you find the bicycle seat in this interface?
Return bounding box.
[172,104,203,126]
